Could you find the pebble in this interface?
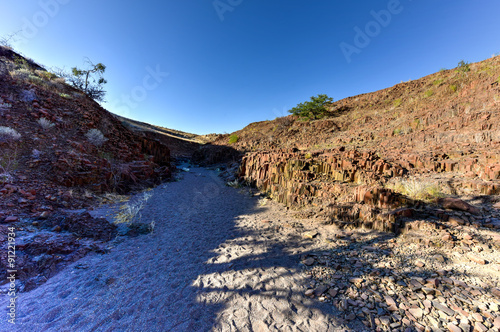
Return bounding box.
[303,257,315,266]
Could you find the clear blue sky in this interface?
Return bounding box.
[1,0,499,134]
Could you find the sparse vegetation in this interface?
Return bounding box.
[85,128,108,146]
[423,90,434,98]
[288,94,333,120]
[393,98,402,108]
[0,126,21,142]
[456,60,470,75]
[226,179,242,188]
[114,191,153,224]
[387,177,443,202]
[35,70,57,81]
[433,79,444,86]
[62,59,107,102]
[0,150,18,184]
[0,32,19,48]
[37,118,55,130]
[449,84,458,93]
[229,134,239,144]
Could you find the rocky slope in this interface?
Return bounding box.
[197,56,500,232]
[0,47,174,290]
[193,56,500,331]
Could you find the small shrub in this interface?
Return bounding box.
[433,79,444,86]
[10,68,31,81]
[62,59,107,102]
[456,60,470,74]
[54,77,66,84]
[387,177,443,202]
[13,56,30,70]
[424,90,434,98]
[0,33,18,48]
[449,84,458,93]
[0,150,18,184]
[114,191,152,224]
[20,89,37,102]
[35,70,57,81]
[228,134,239,144]
[401,126,412,135]
[59,93,71,99]
[393,128,402,136]
[85,128,107,146]
[226,179,242,188]
[27,75,46,86]
[288,94,333,120]
[393,98,402,108]
[0,126,21,142]
[37,117,55,130]
[275,116,293,129]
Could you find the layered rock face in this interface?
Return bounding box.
[239,146,499,232]
[220,56,500,232]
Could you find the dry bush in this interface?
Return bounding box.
[0,126,21,142]
[37,117,55,130]
[114,191,153,224]
[387,177,443,202]
[85,128,107,146]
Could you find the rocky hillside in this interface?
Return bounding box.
[198,56,500,232]
[0,47,174,290]
[114,114,214,159]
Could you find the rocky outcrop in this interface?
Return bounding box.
[239,147,499,232]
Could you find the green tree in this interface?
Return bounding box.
[288,94,333,120]
[66,58,107,102]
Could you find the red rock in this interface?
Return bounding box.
[39,211,50,219]
[442,233,453,241]
[438,198,481,215]
[494,317,500,329]
[467,254,486,265]
[408,307,423,319]
[328,288,338,298]
[491,287,500,298]
[448,216,466,226]
[447,323,461,332]
[474,322,488,332]
[463,233,473,240]
[4,216,18,223]
[384,295,398,311]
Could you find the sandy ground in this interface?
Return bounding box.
[0,167,362,331]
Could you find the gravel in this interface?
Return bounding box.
[0,167,360,331]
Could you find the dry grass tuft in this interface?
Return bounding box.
[387,177,444,202]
